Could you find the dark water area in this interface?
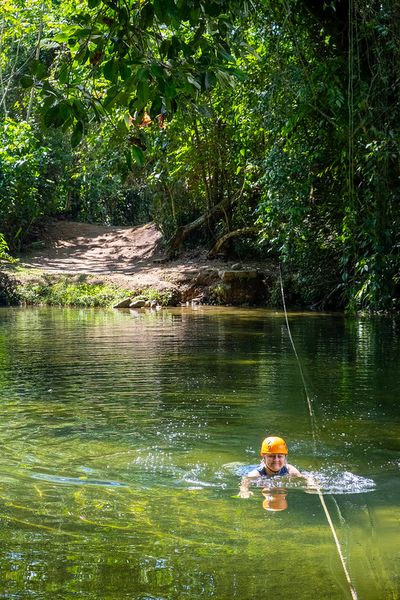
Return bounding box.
[0,306,399,599]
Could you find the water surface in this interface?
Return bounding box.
[0,306,399,599]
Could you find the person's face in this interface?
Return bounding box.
[263,453,286,472]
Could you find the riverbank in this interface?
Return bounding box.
[2,220,276,308]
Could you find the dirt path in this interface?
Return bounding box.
[18,220,266,300]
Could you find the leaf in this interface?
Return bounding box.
[119,62,131,81]
[103,85,119,108]
[123,112,131,130]
[189,8,200,25]
[150,96,162,118]
[164,81,176,99]
[92,98,106,119]
[159,39,170,59]
[137,79,150,105]
[214,68,235,88]
[150,64,164,79]
[58,64,70,85]
[153,0,175,23]
[204,70,216,90]
[74,45,89,65]
[140,2,154,27]
[71,120,84,147]
[103,59,118,81]
[104,0,117,9]
[44,101,72,128]
[53,31,72,43]
[137,68,149,81]
[30,59,47,79]
[20,75,33,89]
[125,149,133,170]
[206,1,222,17]
[71,99,87,121]
[131,146,144,166]
[187,75,201,90]
[218,47,235,63]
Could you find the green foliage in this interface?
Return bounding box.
[0,234,18,305]
[0,120,50,248]
[17,278,132,307]
[0,232,19,305]
[0,234,12,263]
[209,283,229,305]
[35,0,248,135]
[131,288,178,307]
[16,276,178,307]
[0,272,19,306]
[254,0,400,311]
[1,0,400,312]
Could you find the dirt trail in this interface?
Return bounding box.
[18,220,256,297]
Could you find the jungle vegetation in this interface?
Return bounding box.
[0,0,399,311]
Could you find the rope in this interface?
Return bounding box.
[278,267,318,451]
[278,266,359,600]
[317,492,358,600]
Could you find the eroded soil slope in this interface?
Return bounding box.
[18,220,268,301]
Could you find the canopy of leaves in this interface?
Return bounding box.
[1,0,400,311]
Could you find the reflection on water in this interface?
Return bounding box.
[0,306,399,599]
[261,487,288,512]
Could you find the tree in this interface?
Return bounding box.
[2,0,400,311]
[23,0,249,153]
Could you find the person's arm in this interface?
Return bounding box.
[239,468,261,498]
[287,465,318,490]
[287,464,302,477]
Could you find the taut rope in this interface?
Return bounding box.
[279,266,358,600]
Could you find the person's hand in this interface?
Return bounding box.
[304,477,319,494]
[238,488,253,499]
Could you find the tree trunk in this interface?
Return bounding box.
[167,197,231,256]
[207,227,258,258]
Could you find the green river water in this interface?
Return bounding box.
[0,306,399,599]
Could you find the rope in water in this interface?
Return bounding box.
[278,266,359,600]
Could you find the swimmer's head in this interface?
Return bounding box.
[260,436,288,456]
[260,436,288,474]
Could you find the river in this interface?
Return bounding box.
[0,306,398,599]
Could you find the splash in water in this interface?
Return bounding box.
[223,463,375,494]
[304,469,375,494]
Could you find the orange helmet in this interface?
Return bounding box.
[260,436,288,456]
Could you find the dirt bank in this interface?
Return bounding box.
[16,220,273,304]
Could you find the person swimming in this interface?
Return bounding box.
[239,435,302,498]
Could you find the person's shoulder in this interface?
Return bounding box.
[245,467,263,478]
[286,464,302,477]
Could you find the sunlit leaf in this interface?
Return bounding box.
[187,75,201,90]
[131,145,144,166]
[71,120,84,147]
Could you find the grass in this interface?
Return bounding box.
[14,274,177,308]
